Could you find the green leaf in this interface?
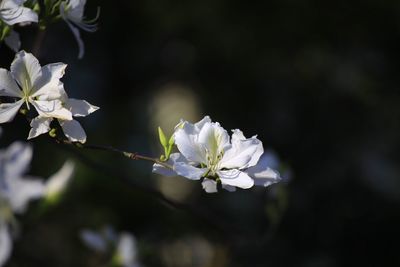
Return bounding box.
[158,127,168,147]
[166,144,173,159]
[168,134,175,146]
[1,25,10,41]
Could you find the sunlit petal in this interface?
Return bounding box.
[59,119,87,143]
[0,100,23,123]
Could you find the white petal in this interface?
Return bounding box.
[220,142,258,169]
[0,224,12,267]
[246,162,281,187]
[4,30,20,52]
[28,116,52,139]
[5,175,45,213]
[60,119,86,143]
[65,98,99,117]
[258,151,280,170]
[176,116,211,132]
[45,160,75,198]
[152,163,176,177]
[0,69,22,97]
[10,50,42,89]
[152,153,187,177]
[0,100,23,123]
[197,122,230,159]
[63,17,85,59]
[232,129,264,168]
[173,162,207,180]
[174,128,206,163]
[117,233,138,267]
[31,99,73,120]
[4,141,32,179]
[222,184,236,192]
[217,169,254,189]
[201,178,218,193]
[80,229,107,252]
[32,63,67,98]
[60,0,86,21]
[194,116,211,130]
[220,129,263,169]
[0,1,38,25]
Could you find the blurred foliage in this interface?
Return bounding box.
[1,0,400,266]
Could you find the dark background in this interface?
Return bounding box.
[1,0,400,266]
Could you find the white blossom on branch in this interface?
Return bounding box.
[59,0,99,59]
[0,50,99,143]
[153,116,281,193]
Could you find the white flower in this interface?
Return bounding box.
[0,142,45,267]
[44,160,75,201]
[0,223,12,267]
[80,228,110,252]
[28,95,99,143]
[0,50,72,125]
[0,141,75,266]
[0,142,45,214]
[0,50,99,142]
[116,233,141,267]
[0,0,38,26]
[153,116,281,193]
[59,0,99,59]
[80,227,142,267]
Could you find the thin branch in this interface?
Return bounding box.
[57,140,173,169]
[32,29,46,58]
[54,139,239,239]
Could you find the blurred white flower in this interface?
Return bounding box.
[153,116,281,193]
[0,141,75,266]
[0,142,44,267]
[59,0,99,59]
[80,226,142,267]
[0,0,38,26]
[80,228,110,252]
[44,160,75,202]
[0,142,45,213]
[0,223,12,267]
[116,232,141,267]
[0,50,72,124]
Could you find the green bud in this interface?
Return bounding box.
[19,108,28,115]
[33,2,41,14]
[168,134,174,146]
[49,128,57,138]
[160,155,166,161]
[1,25,11,41]
[158,127,168,147]
[166,145,173,159]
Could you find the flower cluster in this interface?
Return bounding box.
[153,116,281,193]
[59,0,99,59]
[0,0,38,51]
[0,50,99,143]
[0,0,286,265]
[80,226,142,267]
[0,141,75,266]
[0,0,98,58]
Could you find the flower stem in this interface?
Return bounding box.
[32,29,46,58]
[56,139,173,169]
